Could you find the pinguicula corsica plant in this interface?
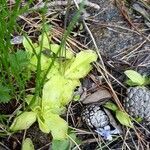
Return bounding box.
[9,32,98,140]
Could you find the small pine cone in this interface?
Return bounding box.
[81,104,109,129]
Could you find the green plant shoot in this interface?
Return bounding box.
[10,33,97,140]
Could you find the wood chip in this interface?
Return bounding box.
[81,88,112,104]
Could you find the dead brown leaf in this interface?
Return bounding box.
[82,88,112,104]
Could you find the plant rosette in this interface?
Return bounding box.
[9,33,98,140]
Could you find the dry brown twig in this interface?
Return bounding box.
[32,0,100,10]
[115,0,150,42]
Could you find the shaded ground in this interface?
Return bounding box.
[89,0,150,71]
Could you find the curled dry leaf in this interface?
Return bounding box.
[81,88,112,104]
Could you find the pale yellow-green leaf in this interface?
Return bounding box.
[33,43,38,48]
[46,62,60,79]
[10,111,37,131]
[64,50,97,79]
[42,112,68,140]
[73,94,81,101]
[49,114,68,140]
[49,44,74,59]
[124,70,145,86]
[42,74,80,111]
[104,101,118,111]
[37,115,50,133]
[42,75,65,110]
[38,33,50,49]
[42,103,65,115]
[25,95,41,111]
[30,54,52,71]
[33,46,41,55]
[37,110,68,140]
[22,138,34,150]
[23,36,34,54]
[116,110,133,128]
[61,79,80,106]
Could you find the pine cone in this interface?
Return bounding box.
[124,86,150,123]
[81,104,109,129]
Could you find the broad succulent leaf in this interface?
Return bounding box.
[42,75,80,112]
[125,80,141,86]
[10,111,37,131]
[46,62,60,79]
[37,115,51,133]
[61,79,80,105]
[49,44,74,59]
[46,113,68,140]
[38,32,50,49]
[23,36,34,54]
[52,133,79,150]
[104,102,118,111]
[124,70,145,86]
[42,74,65,111]
[104,102,133,127]
[116,110,133,128]
[30,54,52,71]
[64,50,97,79]
[22,35,98,141]
[25,95,41,111]
[22,138,34,150]
[38,111,68,140]
[52,139,70,150]
[38,33,74,59]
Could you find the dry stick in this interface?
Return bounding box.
[133,127,148,148]
[37,143,50,150]
[32,0,100,10]
[113,41,145,59]
[20,13,86,51]
[121,38,148,60]
[95,63,126,89]
[70,125,102,148]
[19,0,100,23]
[97,23,140,35]
[122,35,150,59]
[69,126,95,135]
[66,102,76,127]
[52,29,87,50]
[22,130,27,149]
[122,129,132,150]
[67,134,82,150]
[72,2,126,109]
[70,4,125,109]
[0,142,10,150]
[128,131,139,150]
[115,0,150,43]
[95,63,126,110]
